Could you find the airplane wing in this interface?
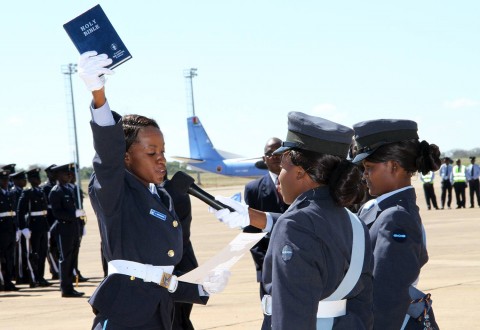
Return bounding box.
[169,156,205,164]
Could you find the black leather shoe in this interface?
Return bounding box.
[29,282,39,288]
[4,283,20,291]
[38,279,53,287]
[77,275,89,283]
[62,290,85,298]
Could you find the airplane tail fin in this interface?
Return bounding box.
[187,116,223,161]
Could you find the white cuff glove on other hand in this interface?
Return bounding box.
[21,228,31,240]
[202,270,231,295]
[78,51,114,91]
[75,209,86,217]
[212,196,250,229]
[16,230,22,242]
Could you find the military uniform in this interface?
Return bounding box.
[40,164,60,279]
[48,163,82,297]
[262,112,373,330]
[0,169,19,291]
[89,110,207,329]
[263,187,373,330]
[353,119,438,330]
[10,171,29,285]
[17,168,51,287]
[358,188,427,329]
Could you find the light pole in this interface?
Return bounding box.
[183,68,197,117]
[183,68,202,184]
[61,63,82,208]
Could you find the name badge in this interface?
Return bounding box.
[149,209,167,221]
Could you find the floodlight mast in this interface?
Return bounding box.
[61,63,82,208]
[184,68,197,117]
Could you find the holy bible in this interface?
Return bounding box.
[64,4,132,69]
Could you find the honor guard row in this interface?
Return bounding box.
[0,163,88,296]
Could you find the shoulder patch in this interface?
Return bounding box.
[392,230,407,243]
[281,245,293,261]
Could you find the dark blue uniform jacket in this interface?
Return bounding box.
[358,188,428,330]
[88,112,206,328]
[263,186,374,330]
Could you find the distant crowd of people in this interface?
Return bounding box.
[419,156,480,210]
[0,163,89,297]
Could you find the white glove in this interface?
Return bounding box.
[16,230,22,242]
[21,228,31,240]
[211,196,250,229]
[78,51,114,91]
[75,209,86,217]
[202,270,231,295]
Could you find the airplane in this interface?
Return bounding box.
[171,116,268,177]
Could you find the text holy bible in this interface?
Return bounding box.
[64,4,132,69]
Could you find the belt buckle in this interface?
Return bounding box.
[159,272,172,289]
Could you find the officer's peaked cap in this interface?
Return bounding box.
[1,164,16,173]
[273,111,353,158]
[10,171,26,180]
[44,164,57,173]
[27,168,41,179]
[51,163,76,173]
[352,119,418,163]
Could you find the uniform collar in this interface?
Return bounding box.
[293,185,330,205]
[375,186,413,204]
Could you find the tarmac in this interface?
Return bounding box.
[0,179,479,329]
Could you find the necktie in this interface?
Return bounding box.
[471,166,474,177]
[275,178,284,204]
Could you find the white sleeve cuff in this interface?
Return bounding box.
[263,212,273,233]
[198,284,209,297]
[90,99,115,126]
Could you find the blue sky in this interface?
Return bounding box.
[2,1,479,170]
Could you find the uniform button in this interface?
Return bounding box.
[172,220,178,228]
[167,250,175,257]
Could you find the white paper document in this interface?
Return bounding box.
[178,232,267,284]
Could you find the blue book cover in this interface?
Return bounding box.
[63,4,132,69]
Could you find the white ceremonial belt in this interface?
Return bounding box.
[317,300,347,318]
[30,210,48,216]
[0,211,16,217]
[261,294,272,316]
[108,260,177,292]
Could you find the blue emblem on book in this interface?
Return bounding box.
[150,209,167,221]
